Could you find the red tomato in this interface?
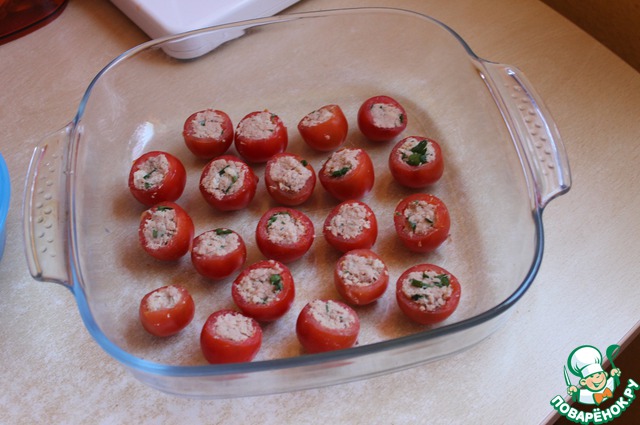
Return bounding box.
[393,193,450,253]
[318,148,374,201]
[234,110,288,163]
[255,207,315,263]
[334,249,389,306]
[297,104,348,152]
[182,109,234,159]
[396,264,461,324]
[200,309,262,364]
[199,155,258,211]
[128,151,186,206]
[139,284,195,337]
[138,202,194,261]
[389,136,444,188]
[296,299,360,353]
[357,95,407,142]
[264,152,316,206]
[231,259,295,322]
[323,200,378,253]
[191,228,246,280]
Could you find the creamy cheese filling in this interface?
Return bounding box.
[323,148,359,177]
[236,264,284,305]
[142,207,177,249]
[397,137,435,166]
[133,154,169,190]
[193,229,239,257]
[370,103,404,128]
[403,200,436,235]
[300,107,332,127]
[213,312,256,342]
[237,111,277,139]
[401,270,452,311]
[327,203,371,240]
[201,159,246,200]
[308,300,355,330]
[189,109,225,139]
[269,155,312,193]
[266,212,305,244]
[338,254,386,287]
[145,285,181,311]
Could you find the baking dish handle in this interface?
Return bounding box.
[479,62,571,209]
[23,124,72,287]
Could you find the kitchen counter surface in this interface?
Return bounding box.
[1,0,639,423]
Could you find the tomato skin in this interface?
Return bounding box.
[234,111,288,163]
[389,136,444,188]
[318,148,375,201]
[199,155,258,211]
[323,200,378,253]
[264,152,316,206]
[200,310,262,364]
[334,249,389,306]
[138,202,194,261]
[139,285,195,337]
[396,264,461,324]
[296,299,360,353]
[191,228,247,280]
[393,193,450,253]
[231,260,295,322]
[128,151,187,206]
[297,104,348,152]
[357,95,407,142]
[182,109,234,159]
[255,207,315,263]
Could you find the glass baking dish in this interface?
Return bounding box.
[23,7,571,398]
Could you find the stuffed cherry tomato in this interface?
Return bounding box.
[128,151,186,206]
[231,260,295,322]
[357,95,407,142]
[139,284,195,337]
[296,299,360,354]
[319,148,374,201]
[255,207,315,263]
[199,155,258,211]
[389,136,444,188]
[297,104,348,152]
[200,309,262,364]
[323,200,377,253]
[234,110,288,163]
[393,193,450,253]
[264,152,316,206]
[191,228,246,280]
[396,264,461,325]
[182,108,234,159]
[334,249,389,306]
[138,202,194,261]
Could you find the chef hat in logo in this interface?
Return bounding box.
[568,345,604,379]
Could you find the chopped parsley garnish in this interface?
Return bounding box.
[331,166,351,178]
[267,212,290,227]
[300,159,308,167]
[403,139,429,166]
[410,273,450,289]
[269,274,283,291]
[199,119,207,126]
[215,228,233,236]
[142,168,157,180]
[156,206,173,211]
[152,229,158,238]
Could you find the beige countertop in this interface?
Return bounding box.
[1,0,639,423]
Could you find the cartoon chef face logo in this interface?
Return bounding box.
[565,345,622,406]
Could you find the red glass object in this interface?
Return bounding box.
[0,0,68,45]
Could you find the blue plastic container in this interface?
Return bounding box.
[0,153,9,261]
